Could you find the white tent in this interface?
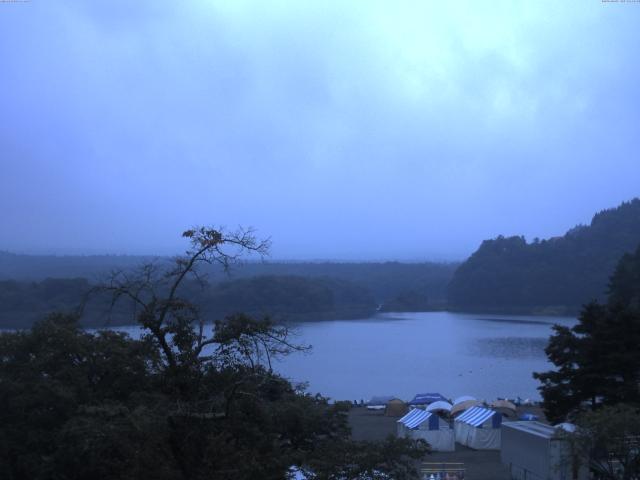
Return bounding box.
[397,409,455,452]
[426,400,453,414]
[454,406,501,450]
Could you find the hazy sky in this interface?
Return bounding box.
[1,1,639,260]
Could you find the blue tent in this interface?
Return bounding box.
[408,393,448,405]
[519,413,539,421]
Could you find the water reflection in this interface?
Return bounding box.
[471,337,549,359]
[87,311,576,402]
[274,311,575,402]
[474,317,554,325]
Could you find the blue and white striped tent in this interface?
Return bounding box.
[454,406,502,450]
[397,409,455,451]
[456,406,502,428]
[398,408,438,430]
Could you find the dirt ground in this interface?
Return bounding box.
[348,405,547,480]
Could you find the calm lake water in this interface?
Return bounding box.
[277,312,575,402]
[109,311,575,403]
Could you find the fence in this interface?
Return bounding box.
[421,462,465,480]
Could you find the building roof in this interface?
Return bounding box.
[502,421,561,439]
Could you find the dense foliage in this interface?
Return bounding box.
[0,251,457,307]
[379,290,433,312]
[448,198,640,313]
[0,277,90,327]
[199,275,376,321]
[534,244,640,423]
[564,404,640,480]
[0,226,430,479]
[0,275,376,329]
[0,314,429,480]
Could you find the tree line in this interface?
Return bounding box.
[0,251,457,306]
[535,243,640,479]
[0,274,378,329]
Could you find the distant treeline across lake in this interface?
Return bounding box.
[1,197,639,327]
[0,261,457,328]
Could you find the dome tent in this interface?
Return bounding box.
[452,395,476,405]
[491,399,517,418]
[384,398,408,417]
[426,400,453,414]
[407,393,447,406]
[451,399,481,416]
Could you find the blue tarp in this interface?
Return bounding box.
[408,393,447,405]
[519,413,539,421]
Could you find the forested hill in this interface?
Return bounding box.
[0,253,457,306]
[447,198,640,314]
[0,259,458,328]
[0,275,378,328]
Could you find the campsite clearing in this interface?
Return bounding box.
[348,406,544,480]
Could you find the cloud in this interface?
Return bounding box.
[0,1,639,258]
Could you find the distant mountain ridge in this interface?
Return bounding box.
[447,198,640,314]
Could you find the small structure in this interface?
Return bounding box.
[501,421,588,480]
[384,398,408,417]
[367,396,395,410]
[397,409,455,451]
[408,393,448,406]
[454,406,501,450]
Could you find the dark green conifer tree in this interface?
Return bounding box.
[534,244,640,423]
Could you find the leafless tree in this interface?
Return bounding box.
[97,226,274,370]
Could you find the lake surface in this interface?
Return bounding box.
[110,311,575,403]
[276,311,575,402]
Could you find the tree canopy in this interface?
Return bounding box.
[0,226,429,480]
[563,404,640,480]
[534,243,640,423]
[448,198,640,314]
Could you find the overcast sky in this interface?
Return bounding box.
[1,1,639,260]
